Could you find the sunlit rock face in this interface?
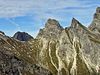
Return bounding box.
[34,19,95,75]
[13,31,33,41]
[32,7,100,75]
[0,7,100,75]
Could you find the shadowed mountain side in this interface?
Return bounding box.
[13,31,33,41]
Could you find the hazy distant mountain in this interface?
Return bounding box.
[13,31,33,41]
[0,7,100,75]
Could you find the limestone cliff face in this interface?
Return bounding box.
[0,7,100,75]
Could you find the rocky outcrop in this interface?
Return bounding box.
[36,19,63,39]
[13,31,33,41]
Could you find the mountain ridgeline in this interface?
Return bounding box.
[0,7,100,75]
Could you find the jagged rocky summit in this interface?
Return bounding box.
[0,7,100,75]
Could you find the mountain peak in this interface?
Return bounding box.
[96,7,100,13]
[45,18,63,29]
[36,19,63,39]
[89,7,100,32]
[71,18,82,28]
[93,7,100,19]
[72,18,79,24]
[13,31,33,41]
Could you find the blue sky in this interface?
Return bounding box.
[0,0,100,37]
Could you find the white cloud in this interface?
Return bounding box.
[0,0,34,18]
[0,0,94,18]
[30,0,97,23]
[31,0,81,9]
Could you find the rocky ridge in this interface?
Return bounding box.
[0,34,52,75]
